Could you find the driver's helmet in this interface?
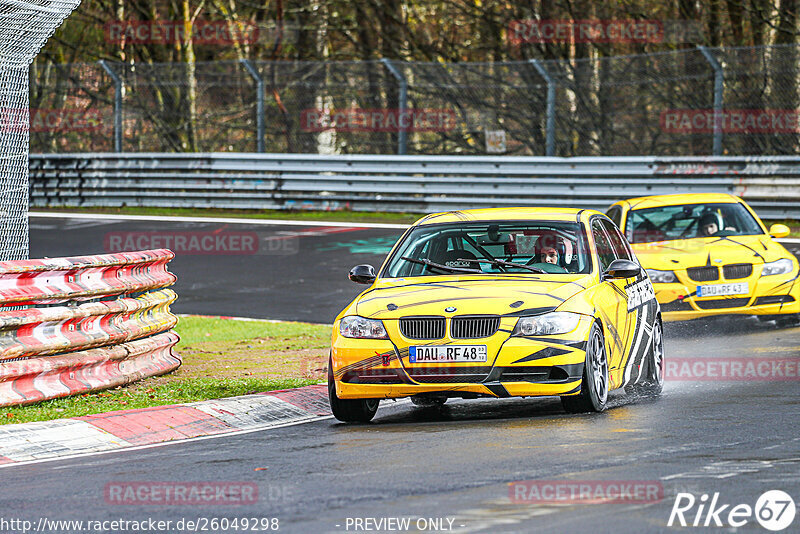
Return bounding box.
[534,232,570,265]
[699,211,723,234]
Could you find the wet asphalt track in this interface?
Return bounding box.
[4,214,799,533]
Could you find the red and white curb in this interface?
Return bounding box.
[0,385,330,467]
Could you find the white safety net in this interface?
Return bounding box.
[0,0,80,260]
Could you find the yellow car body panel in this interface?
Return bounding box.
[608,193,800,321]
[331,208,660,401]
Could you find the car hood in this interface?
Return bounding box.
[354,274,595,318]
[631,234,784,271]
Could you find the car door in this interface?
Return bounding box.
[590,219,631,383]
[600,218,656,386]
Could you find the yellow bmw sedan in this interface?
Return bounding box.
[606,193,798,323]
[328,208,663,422]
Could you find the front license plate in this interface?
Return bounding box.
[409,345,487,363]
[697,282,749,297]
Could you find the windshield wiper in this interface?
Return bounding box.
[400,256,483,274]
[457,258,546,274]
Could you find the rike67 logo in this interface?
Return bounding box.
[668,490,796,531]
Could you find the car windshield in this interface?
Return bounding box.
[382,221,592,277]
[625,203,764,244]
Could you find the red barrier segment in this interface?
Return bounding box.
[0,249,176,306]
[81,405,233,445]
[0,289,177,360]
[0,331,180,407]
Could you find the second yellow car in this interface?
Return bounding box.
[607,193,799,323]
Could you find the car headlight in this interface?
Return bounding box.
[513,312,581,336]
[761,258,794,277]
[645,269,678,284]
[339,316,389,339]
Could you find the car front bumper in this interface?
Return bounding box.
[330,315,596,400]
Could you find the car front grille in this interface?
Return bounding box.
[407,366,492,384]
[754,295,795,306]
[694,298,750,309]
[340,369,405,384]
[660,299,693,312]
[451,315,500,339]
[723,263,753,279]
[399,316,446,340]
[687,266,719,282]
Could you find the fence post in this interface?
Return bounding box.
[381,58,408,155]
[530,59,556,157]
[698,46,724,156]
[240,59,265,153]
[98,60,123,152]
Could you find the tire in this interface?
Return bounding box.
[775,314,800,328]
[561,323,609,413]
[327,356,379,423]
[626,319,664,397]
[410,395,447,407]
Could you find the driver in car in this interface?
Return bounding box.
[539,245,559,265]
[699,212,736,237]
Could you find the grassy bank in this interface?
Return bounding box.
[1,316,332,425]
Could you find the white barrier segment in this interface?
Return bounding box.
[190,394,319,430]
[30,211,410,230]
[0,419,131,462]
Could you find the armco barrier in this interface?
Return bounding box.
[0,250,180,407]
[29,153,800,219]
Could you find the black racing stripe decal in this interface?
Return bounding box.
[621,299,656,387]
[708,236,765,260]
[502,306,559,317]
[483,383,511,398]
[563,384,581,395]
[514,291,567,301]
[512,346,573,364]
[512,337,587,350]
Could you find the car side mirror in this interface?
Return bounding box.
[603,259,641,280]
[349,264,376,284]
[769,223,790,239]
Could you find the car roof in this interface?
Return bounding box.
[614,193,741,210]
[414,207,603,226]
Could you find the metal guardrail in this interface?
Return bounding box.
[29,153,800,219]
[0,250,180,407]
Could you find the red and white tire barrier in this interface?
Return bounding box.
[0,249,179,407]
[0,289,177,360]
[0,331,180,407]
[0,249,176,306]
[0,385,330,465]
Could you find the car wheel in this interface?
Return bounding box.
[410,395,447,407]
[626,319,664,397]
[775,314,800,328]
[327,356,379,423]
[561,323,608,413]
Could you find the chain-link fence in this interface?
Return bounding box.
[0,0,80,261]
[29,44,800,157]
